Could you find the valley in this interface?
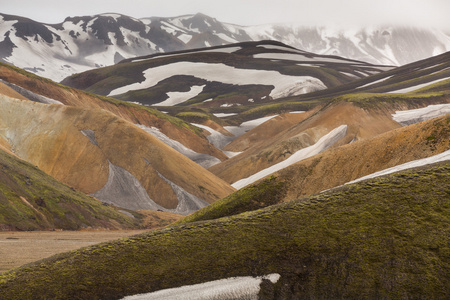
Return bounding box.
[0,8,449,300]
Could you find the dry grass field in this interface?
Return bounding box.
[0,230,148,273]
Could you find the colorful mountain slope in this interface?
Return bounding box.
[0,162,448,299]
[182,114,450,223]
[0,147,140,231]
[1,12,449,81]
[0,62,227,166]
[0,89,234,214]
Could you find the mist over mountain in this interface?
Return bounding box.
[1,12,449,81]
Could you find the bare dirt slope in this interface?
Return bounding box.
[0,64,227,162]
[0,94,235,213]
[266,114,450,202]
[209,101,403,184]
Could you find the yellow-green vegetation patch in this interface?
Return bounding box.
[177,176,287,224]
[0,149,140,231]
[339,92,449,109]
[0,162,448,299]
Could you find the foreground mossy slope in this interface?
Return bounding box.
[0,149,139,230]
[0,163,449,299]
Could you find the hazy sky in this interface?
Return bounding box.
[2,0,449,29]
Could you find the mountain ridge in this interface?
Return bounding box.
[1,12,449,81]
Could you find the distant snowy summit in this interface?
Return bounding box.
[0,12,449,81]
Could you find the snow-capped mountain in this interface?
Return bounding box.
[1,12,449,81]
[62,41,390,107]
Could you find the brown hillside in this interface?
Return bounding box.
[0,95,234,212]
[209,101,403,184]
[267,114,450,202]
[0,64,227,162]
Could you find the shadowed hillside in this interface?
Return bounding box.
[0,148,140,231]
[0,162,448,299]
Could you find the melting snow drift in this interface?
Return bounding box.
[345,150,450,185]
[232,125,347,189]
[122,274,280,300]
[392,104,450,126]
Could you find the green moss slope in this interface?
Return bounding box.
[0,149,140,230]
[1,162,448,299]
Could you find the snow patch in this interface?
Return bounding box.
[92,161,208,214]
[345,150,450,185]
[108,62,326,99]
[392,104,450,126]
[177,34,192,43]
[254,52,355,64]
[136,125,221,168]
[224,115,279,140]
[193,123,234,150]
[154,85,205,106]
[232,125,348,189]
[213,113,237,118]
[122,273,281,300]
[91,161,164,211]
[0,80,64,105]
[387,77,450,93]
[357,75,394,89]
[157,172,209,215]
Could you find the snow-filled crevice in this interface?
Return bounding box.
[157,171,209,215]
[392,104,450,126]
[80,129,98,146]
[91,161,164,211]
[137,125,221,168]
[92,161,208,215]
[232,125,348,189]
[122,273,280,300]
[345,150,450,186]
[0,79,64,105]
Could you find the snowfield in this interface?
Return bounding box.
[392,104,450,126]
[122,274,280,300]
[232,125,348,189]
[108,62,327,100]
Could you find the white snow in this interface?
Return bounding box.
[0,17,17,42]
[122,273,280,300]
[154,85,205,106]
[198,46,242,53]
[345,150,450,185]
[223,150,242,158]
[177,34,193,43]
[224,115,279,140]
[213,113,238,117]
[254,52,355,64]
[215,33,239,44]
[232,125,348,189]
[289,111,306,114]
[108,62,327,99]
[193,123,235,150]
[357,75,394,89]
[136,125,220,168]
[387,77,450,93]
[256,44,305,53]
[392,104,450,126]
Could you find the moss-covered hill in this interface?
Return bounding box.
[1,162,448,299]
[0,148,140,231]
